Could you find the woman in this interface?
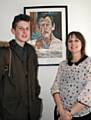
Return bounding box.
[51,31,91,120]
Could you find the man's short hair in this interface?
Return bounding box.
[37,13,54,26]
[12,14,31,29]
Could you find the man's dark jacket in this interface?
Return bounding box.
[0,40,42,120]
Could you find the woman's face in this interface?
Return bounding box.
[67,34,82,55]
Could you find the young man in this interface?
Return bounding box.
[0,14,42,120]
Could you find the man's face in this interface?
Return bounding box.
[38,16,54,39]
[11,20,30,43]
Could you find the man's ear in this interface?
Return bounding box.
[11,28,15,35]
[52,23,55,31]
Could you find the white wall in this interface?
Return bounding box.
[0,0,91,120]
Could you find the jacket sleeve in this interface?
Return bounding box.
[0,49,5,108]
[33,50,40,97]
[0,49,5,81]
[28,45,41,98]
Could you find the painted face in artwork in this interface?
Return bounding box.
[38,16,54,39]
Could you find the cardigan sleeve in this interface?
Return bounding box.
[78,61,91,107]
[51,61,66,95]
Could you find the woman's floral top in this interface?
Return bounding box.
[51,56,91,117]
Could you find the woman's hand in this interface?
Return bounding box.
[52,93,73,120]
[57,106,72,120]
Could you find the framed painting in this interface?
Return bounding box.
[24,6,68,66]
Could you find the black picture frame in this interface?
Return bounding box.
[24,6,68,66]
